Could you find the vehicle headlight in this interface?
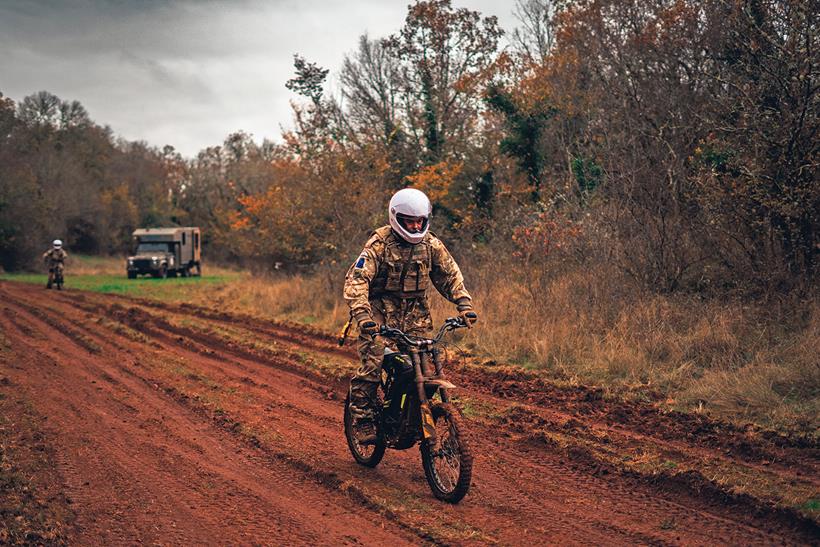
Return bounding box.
[152,256,158,262]
[128,259,133,266]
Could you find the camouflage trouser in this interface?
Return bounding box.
[349,296,432,419]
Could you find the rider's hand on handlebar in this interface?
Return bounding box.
[455,298,478,328]
[360,320,379,336]
[460,310,478,327]
[354,310,379,336]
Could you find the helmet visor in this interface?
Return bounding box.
[396,213,428,234]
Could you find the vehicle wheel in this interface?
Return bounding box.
[127,271,137,279]
[420,403,473,503]
[344,394,385,468]
[181,267,190,278]
[158,265,168,279]
[193,263,202,277]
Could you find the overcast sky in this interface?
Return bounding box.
[0,0,520,157]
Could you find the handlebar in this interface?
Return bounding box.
[376,316,468,348]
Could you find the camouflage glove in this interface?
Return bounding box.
[455,298,478,328]
[353,310,379,336]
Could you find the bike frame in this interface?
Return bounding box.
[378,318,465,446]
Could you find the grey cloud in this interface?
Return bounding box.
[0,0,518,156]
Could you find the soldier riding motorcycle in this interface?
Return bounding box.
[43,239,68,290]
[341,188,478,502]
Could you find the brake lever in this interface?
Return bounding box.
[447,317,467,329]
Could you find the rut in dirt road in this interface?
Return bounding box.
[0,280,817,545]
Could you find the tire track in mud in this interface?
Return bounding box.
[19,293,570,543]
[121,299,792,475]
[60,288,819,509]
[2,281,817,545]
[36,286,820,540]
[63,291,357,361]
[0,287,426,546]
[14,286,820,544]
[46,302,449,543]
[3,289,460,544]
[455,382,819,504]
[62,289,819,471]
[453,365,818,458]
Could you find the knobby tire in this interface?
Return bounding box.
[343,394,385,468]
[420,403,473,503]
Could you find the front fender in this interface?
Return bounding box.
[424,379,457,390]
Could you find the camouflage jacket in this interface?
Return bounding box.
[343,226,472,318]
[43,248,68,267]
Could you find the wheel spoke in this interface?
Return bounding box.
[430,418,461,493]
[352,434,376,458]
[344,394,385,468]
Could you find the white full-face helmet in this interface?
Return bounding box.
[52,239,62,249]
[389,188,431,244]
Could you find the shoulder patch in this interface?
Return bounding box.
[355,256,365,269]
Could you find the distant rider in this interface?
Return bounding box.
[43,239,68,289]
[343,188,477,444]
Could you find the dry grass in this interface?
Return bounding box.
[199,260,818,434]
[459,262,819,433]
[205,269,346,329]
[68,254,238,278]
[33,255,818,433]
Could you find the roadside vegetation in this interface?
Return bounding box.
[5,254,817,436]
[205,266,820,436]
[1,1,816,435]
[1,255,241,298]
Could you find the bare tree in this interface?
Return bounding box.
[340,34,404,145]
[512,0,563,61]
[384,0,503,163]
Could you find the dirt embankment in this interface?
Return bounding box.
[0,280,817,545]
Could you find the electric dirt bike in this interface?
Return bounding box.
[47,265,64,290]
[343,317,473,503]
[54,267,64,290]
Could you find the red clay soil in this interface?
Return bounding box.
[0,280,817,546]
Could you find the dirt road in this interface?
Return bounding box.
[1,280,817,545]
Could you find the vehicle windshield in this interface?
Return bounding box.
[135,243,170,253]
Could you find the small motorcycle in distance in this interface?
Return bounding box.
[47,264,64,290]
[53,266,64,290]
[343,317,473,503]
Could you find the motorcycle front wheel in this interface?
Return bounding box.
[343,394,386,468]
[420,403,473,503]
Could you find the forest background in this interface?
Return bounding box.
[0,0,817,432]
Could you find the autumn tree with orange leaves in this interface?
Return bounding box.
[492,0,818,292]
[2,0,815,296]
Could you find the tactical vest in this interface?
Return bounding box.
[47,249,66,264]
[369,226,433,298]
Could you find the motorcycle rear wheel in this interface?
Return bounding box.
[343,394,386,468]
[420,403,473,503]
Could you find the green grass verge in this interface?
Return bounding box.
[1,272,237,297]
[1,271,239,299]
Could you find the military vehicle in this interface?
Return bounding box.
[127,227,201,279]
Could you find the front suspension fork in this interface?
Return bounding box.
[412,349,437,445]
